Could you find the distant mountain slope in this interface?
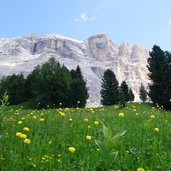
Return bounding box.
[0,33,150,106]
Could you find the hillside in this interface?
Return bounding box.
[1,103,171,170]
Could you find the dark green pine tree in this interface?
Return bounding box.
[0,73,26,105]
[100,69,119,106]
[120,81,129,102]
[70,65,88,108]
[162,51,171,109]
[139,83,147,102]
[128,88,134,102]
[118,89,126,107]
[28,57,72,108]
[147,45,167,106]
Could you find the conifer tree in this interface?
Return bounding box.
[28,57,72,108]
[162,51,171,109]
[70,66,88,108]
[118,89,126,107]
[120,81,129,102]
[100,69,119,105]
[139,83,147,102]
[128,88,134,102]
[147,45,169,108]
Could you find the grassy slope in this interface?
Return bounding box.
[0,103,171,171]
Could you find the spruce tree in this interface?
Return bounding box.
[70,66,88,108]
[118,89,126,107]
[28,57,72,108]
[120,81,129,102]
[100,69,119,105]
[139,83,147,102]
[147,45,168,107]
[128,88,134,102]
[162,51,171,109]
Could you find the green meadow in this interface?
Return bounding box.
[0,103,171,171]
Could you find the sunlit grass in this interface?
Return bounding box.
[0,103,171,170]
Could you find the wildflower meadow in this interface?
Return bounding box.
[0,103,171,171]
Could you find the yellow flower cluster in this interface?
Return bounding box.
[59,111,65,117]
[41,154,53,163]
[16,126,31,145]
[16,132,27,139]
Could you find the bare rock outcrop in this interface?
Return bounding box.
[0,33,150,106]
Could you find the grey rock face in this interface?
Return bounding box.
[0,33,150,106]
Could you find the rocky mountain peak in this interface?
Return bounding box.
[0,33,150,106]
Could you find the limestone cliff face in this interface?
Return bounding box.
[0,33,150,106]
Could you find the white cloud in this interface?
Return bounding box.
[75,13,96,23]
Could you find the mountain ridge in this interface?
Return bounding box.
[0,33,150,106]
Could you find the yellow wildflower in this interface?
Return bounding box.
[59,112,65,117]
[150,115,155,119]
[40,118,44,122]
[154,128,159,132]
[84,118,89,122]
[24,139,31,144]
[137,168,144,171]
[18,121,22,124]
[16,132,22,137]
[86,135,92,141]
[20,134,27,139]
[68,147,76,153]
[23,127,30,132]
[33,116,37,119]
[118,112,124,117]
[94,121,99,125]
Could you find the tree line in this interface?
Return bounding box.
[100,69,134,107]
[0,44,171,110]
[100,45,171,110]
[0,58,88,109]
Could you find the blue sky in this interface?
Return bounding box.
[0,0,171,50]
